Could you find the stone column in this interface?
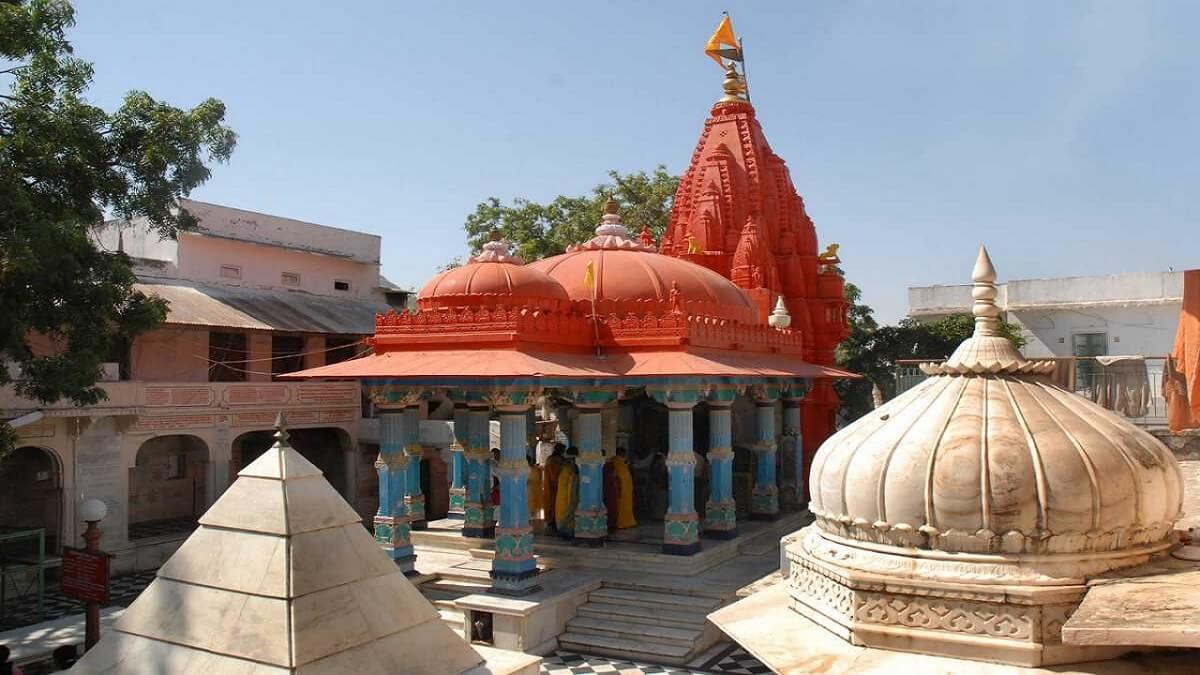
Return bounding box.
[751,387,781,520]
[342,443,359,507]
[463,404,495,538]
[704,401,737,539]
[573,404,607,546]
[448,403,468,515]
[663,401,700,554]
[402,404,426,530]
[374,409,415,574]
[780,396,805,509]
[491,404,540,595]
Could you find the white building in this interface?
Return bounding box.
[908,271,1182,359]
[1,200,412,575]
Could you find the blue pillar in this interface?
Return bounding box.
[374,409,415,574]
[781,397,805,509]
[463,404,496,538]
[449,403,468,515]
[490,405,540,595]
[664,402,700,555]
[573,405,607,546]
[703,402,737,539]
[751,393,780,520]
[403,404,426,529]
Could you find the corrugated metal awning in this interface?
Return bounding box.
[135,279,389,334]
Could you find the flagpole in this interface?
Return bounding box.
[739,36,750,102]
[591,281,602,359]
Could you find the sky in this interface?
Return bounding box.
[70,1,1200,322]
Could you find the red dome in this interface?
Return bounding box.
[418,241,570,312]
[528,248,758,323]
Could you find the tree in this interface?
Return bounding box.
[462,167,678,262]
[835,286,1025,422]
[0,1,236,452]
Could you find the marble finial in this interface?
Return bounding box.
[273,412,289,445]
[971,245,1000,337]
[768,296,792,329]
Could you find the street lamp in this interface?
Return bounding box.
[80,498,107,651]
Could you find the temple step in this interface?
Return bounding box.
[424,578,490,595]
[565,616,700,647]
[438,608,465,634]
[557,632,692,664]
[576,601,708,630]
[588,587,723,611]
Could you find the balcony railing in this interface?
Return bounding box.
[894,356,1169,428]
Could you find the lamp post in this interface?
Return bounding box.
[79,498,107,651]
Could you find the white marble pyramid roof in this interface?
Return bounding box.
[73,421,485,674]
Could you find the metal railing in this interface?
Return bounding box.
[894,356,1169,428]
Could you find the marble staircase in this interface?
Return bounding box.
[421,570,492,636]
[558,582,726,665]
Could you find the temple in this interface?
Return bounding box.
[287,64,853,604]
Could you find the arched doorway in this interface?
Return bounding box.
[128,435,208,540]
[232,427,350,498]
[0,446,63,553]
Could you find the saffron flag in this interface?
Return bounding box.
[705,15,742,66]
[583,260,596,290]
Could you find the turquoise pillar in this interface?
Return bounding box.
[751,390,780,520]
[449,403,468,515]
[463,404,495,538]
[573,405,607,546]
[664,402,700,554]
[490,405,540,595]
[402,404,426,529]
[703,401,737,539]
[374,409,415,574]
[781,397,805,509]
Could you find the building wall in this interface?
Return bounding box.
[131,327,210,382]
[1010,304,1180,358]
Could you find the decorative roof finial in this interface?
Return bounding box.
[719,62,749,103]
[565,197,656,252]
[768,296,792,329]
[971,245,1000,338]
[273,412,290,446]
[472,232,525,264]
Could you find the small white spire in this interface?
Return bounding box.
[971,245,1000,337]
[768,296,792,329]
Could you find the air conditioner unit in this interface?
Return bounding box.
[99,362,121,381]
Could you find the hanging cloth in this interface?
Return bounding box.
[1167,270,1200,431]
[1094,355,1150,418]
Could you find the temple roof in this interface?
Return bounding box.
[74,416,486,674]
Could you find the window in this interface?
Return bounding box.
[166,454,186,480]
[219,265,242,280]
[1073,332,1107,392]
[325,336,360,365]
[281,272,301,287]
[333,279,351,292]
[208,332,247,382]
[105,335,131,380]
[271,334,305,380]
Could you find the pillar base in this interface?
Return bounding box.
[375,514,416,574]
[751,490,779,520]
[463,525,496,539]
[703,527,738,540]
[448,488,467,514]
[662,541,702,556]
[574,508,608,543]
[464,502,495,538]
[407,495,426,527]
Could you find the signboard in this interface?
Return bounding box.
[61,548,110,604]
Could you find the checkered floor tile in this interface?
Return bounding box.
[0,571,155,631]
[540,645,770,674]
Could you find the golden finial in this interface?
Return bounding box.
[602,196,619,215]
[719,62,748,103]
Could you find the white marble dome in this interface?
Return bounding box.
[809,248,1183,556]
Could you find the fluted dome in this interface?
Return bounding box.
[809,247,1183,557]
[527,199,759,323]
[418,236,570,312]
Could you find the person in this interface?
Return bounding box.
[543,443,566,533]
[611,447,637,529]
[603,450,620,533]
[51,645,77,671]
[526,455,543,522]
[0,644,25,675]
[554,446,580,539]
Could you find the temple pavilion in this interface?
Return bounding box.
[290,63,853,597]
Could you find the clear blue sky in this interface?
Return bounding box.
[71,2,1199,322]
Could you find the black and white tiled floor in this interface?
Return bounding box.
[0,571,155,631]
[540,645,771,674]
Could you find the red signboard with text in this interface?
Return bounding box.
[61,548,110,604]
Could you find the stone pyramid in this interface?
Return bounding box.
[74,417,486,674]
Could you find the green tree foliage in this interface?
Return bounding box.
[462,167,679,262]
[835,286,1025,422]
[0,1,235,451]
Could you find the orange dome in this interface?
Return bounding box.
[527,202,758,323]
[418,239,570,312]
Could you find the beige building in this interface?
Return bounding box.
[0,200,411,574]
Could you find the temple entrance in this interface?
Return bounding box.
[0,446,63,553]
[128,435,208,540]
[232,427,351,498]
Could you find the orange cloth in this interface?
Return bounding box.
[704,15,739,66]
[1167,269,1200,431]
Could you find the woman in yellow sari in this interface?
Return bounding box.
[554,447,580,538]
[526,456,543,521]
[611,447,637,529]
